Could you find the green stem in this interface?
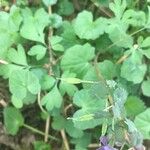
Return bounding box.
[23,124,59,142]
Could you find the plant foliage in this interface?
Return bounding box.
[0,0,149,149]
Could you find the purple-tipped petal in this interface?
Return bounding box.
[97,146,115,150]
[100,136,108,146]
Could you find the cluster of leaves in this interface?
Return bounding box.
[0,0,150,149]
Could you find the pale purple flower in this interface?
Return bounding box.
[96,136,115,150]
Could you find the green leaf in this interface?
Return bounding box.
[41,85,62,111]
[52,115,66,130]
[22,91,36,105]
[9,69,41,99]
[60,21,79,49]
[109,0,126,19]
[9,5,23,32]
[0,11,21,51]
[50,36,64,52]
[3,107,24,135]
[28,45,47,60]
[140,37,150,59]
[122,9,146,27]
[40,75,56,91]
[59,71,78,97]
[42,0,57,6]
[66,120,83,138]
[33,141,51,150]
[141,37,150,48]
[121,50,147,83]
[106,20,133,48]
[134,108,150,139]
[73,10,107,40]
[72,133,91,149]
[141,80,150,97]
[11,95,23,108]
[58,0,74,16]
[97,60,117,79]
[61,43,95,77]
[83,60,117,88]
[27,71,41,95]
[7,44,27,66]
[89,82,109,99]
[0,64,23,79]
[50,14,62,28]
[9,69,28,99]
[125,96,146,118]
[140,49,150,59]
[72,89,105,129]
[20,8,49,43]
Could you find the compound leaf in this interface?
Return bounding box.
[72,89,105,129]
[61,43,95,77]
[28,45,47,60]
[73,10,107,40]
[41,85,62,111]
[7,44,27,66]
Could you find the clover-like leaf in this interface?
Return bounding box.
[106,20,133,48]
[20,8,49,43]
[60,21,79,49]
[40,75,56,91]
[3,107,24,135]
[9,5,23,32]
[65,120,83,138]
[7,44,27,66]
[41,85,62,111]
[72,89,105,129]
[11,95,23,108]
[61,43,95,77]
[28,45,47,60]
[121,50,147,83]
[73,10,107,40]
[50,36,64,52]
[52,115,66,130]
[109,0,126,19]
[122,9,146,27]
[27,71,41,94]
[0,8,21,51]
[9,69,41,99]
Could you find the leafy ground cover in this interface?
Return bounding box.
[0,0,150,150]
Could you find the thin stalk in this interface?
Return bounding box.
[23,124,59,141]
[43,5,54,143]
[44,116,50,142]
[60,129,70,150]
